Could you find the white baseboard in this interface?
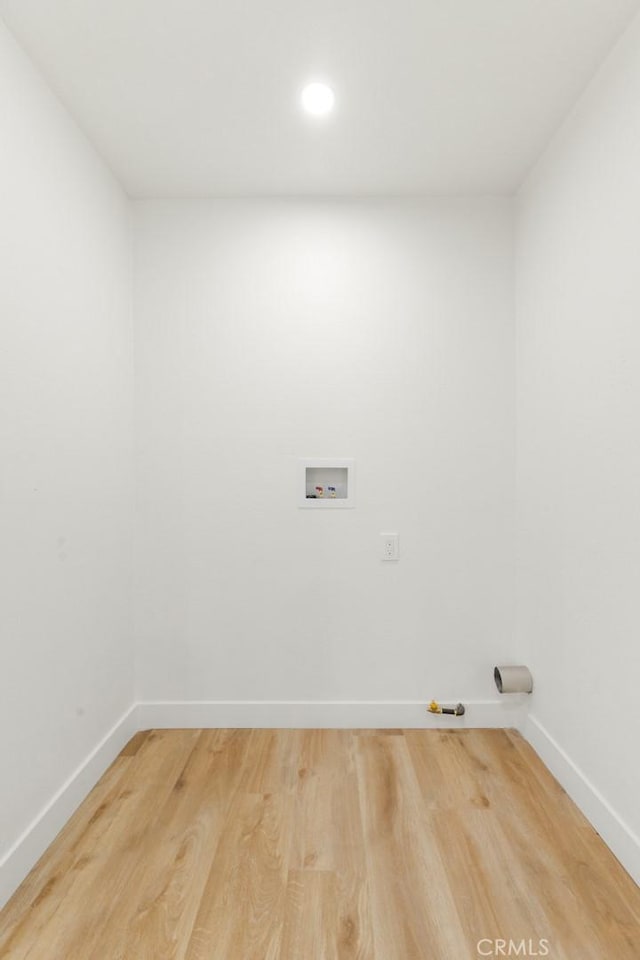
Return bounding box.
[0,703,139,911]
[137,698,525,730]
[522,714,640,886]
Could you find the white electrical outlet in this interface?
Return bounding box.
[381,533,399,561]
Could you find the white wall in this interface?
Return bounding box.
[516,11,640,861]
[133,198,515,707]
[0,19,134,889]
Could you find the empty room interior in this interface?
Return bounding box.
[2,1,640,957]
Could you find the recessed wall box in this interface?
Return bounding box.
[298,459,355,509]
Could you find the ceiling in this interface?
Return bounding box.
[1,0,639,197]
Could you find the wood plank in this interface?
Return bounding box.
[119,730,150,757]
[289,730,374,959]
[354,733,467,959]
[280,870,338,960]
[183,790,292,960]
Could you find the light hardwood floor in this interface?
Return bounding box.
[1,729,638,959]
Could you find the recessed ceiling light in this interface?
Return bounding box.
[301,82,335,117]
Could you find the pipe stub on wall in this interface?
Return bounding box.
[494,664,533,694]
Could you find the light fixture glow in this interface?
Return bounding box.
[301,82,335,116]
